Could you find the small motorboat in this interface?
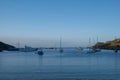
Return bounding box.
[36,50,44,55]
[87,49,96,53]
[59,48,63,53]
[76,47,84,52]
[114,49,118,53]
[93,48,101,52]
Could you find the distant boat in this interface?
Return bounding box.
[76,47,83,51]
[114,50,118,53]
[93,48,101,52]
[19,45,36,52]
[87,38,96,53]
[87,37,101,53]
[87,47,101,53]
[87,48,96,53]
[93,37,101,52]
[114,45,119,53]
[60,48,63,53]
[87,38,95,53]
[36,49,44,55]
[59,37,63,53]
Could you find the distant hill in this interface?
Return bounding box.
[93,38,120,50]
[0,42,15,52]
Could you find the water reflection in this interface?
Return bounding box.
[37,55,43,65]
[114,53,120,78]
[0,50,120,80]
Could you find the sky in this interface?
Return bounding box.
[0,0,120,47]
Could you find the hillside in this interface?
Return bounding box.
[93,38,120,50]
[0,42,15,52]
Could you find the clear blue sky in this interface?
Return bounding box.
[0,0,120,47]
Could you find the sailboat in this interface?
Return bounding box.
[19,45,36,52]
[114,45,119,53]
[36,48,44,55]
[76,47,83,52]
[93,37,101,52]
[87,38,96,53]
[59,37,63,53]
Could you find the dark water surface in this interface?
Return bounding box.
[0,49,120,80]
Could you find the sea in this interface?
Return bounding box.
[0,48,120,80]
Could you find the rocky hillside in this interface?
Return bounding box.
[93,38,120,50]
[0,42,15,52]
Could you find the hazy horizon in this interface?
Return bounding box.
[1,0,120,47]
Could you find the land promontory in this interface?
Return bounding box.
[93,38,120,50]
[0,42,15,52]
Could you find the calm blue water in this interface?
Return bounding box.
[0,48,120,80]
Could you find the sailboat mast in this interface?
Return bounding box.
[17,41,20,49]
[96,36,98,48]
[97,36,98,43]
[59,37,63,53]
[89,37,91,48]
[60,37,62,49]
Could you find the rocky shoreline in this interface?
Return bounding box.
[93,38,120,50]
